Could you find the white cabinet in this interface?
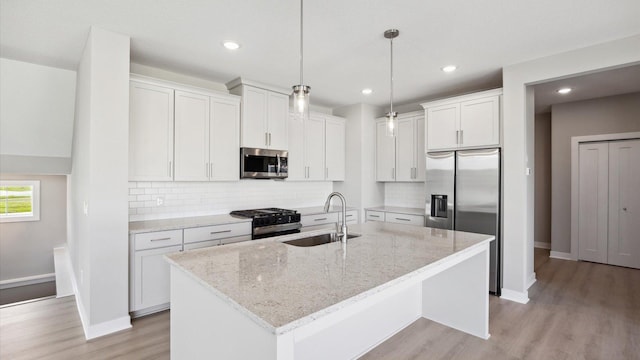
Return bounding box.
[129,81,175,181]
[376,112,425,182]
[300,210,358,232]
[228,80,289,150]
[288,112,346,181]
[184,222,251,249]
[174,91,240,181]
[422,89,501,151]
[130,229,183,315]
[365,209,425,227]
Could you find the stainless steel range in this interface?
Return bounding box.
[230,208,301,239]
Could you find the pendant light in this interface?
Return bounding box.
[384,29,399,137]
[291,0,310,121]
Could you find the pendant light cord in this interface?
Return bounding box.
[299,0,304,85]
[389,36,394,114]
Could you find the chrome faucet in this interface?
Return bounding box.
[324,192,348,242]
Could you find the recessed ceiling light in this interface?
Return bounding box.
[223,41,240,50]
[362,88,373,95]
[557,87,572,94]
[441,65,457,73]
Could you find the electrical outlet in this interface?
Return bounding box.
[156,196,164,206]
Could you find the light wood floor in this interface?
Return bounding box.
[1,249,638,360]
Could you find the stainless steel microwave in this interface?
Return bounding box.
[240,147,288,179]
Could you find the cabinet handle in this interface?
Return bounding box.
[456,130,460,144]
[210,229,232,235]
[460,130,463,144]
[392,168,395,180]
[369,215,380,218]
[346,214,353,218]
[395,217,411,221]
[265,132,269,146]
[169,161,172,177]
[150,237,171,242]
[268,133,272,146]
[314,217,328,221]
[210,163,213,179]
[205,163,209,178]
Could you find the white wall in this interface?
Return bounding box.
[0,58,76,174]
[333,104,385,221]
[501,34,640,303]
[534,113,551,248]
[0,174,66,281]
[67,27,131,339]
[550,92,640,254]
[129,181,333,221]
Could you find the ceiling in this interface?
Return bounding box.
[2,0,639,110]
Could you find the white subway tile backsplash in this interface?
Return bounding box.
[128,180,333,221]
[384,182,426,209]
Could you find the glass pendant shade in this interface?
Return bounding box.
[386,111,397,137]
[291,84,310,121]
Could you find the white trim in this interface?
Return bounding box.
[500,288,530,304]
[527,273,537,289]
[420,88,503,109]
[129,74,240,101]
[85,315,132,340]
[534,241,551,249]
[570,132,640,261]
[0,273,55,289]
[549,251,574,261]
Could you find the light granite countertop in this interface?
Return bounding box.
[129,214,251,234]
[165,221,493,335]
[365,206,425,216]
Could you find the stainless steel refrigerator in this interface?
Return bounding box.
[425,148,501,295]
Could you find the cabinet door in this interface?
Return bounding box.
[287,113,306,180]
[607,140,640,269]
[210,97,240,181]
[241,86,268,148]
[395,118,415,181]
[174,91,210,181]
[325,116,345,181]
[414,116,426,181]
[459,96,500,147]
[366,210,385,222]
[129,82,174,181]
[426,104,459,151]
[133,245,182,311]
[305,115,326,180]
[376,120,396,181]
[267,92,289,150]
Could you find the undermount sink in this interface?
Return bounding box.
[283,233,361,247]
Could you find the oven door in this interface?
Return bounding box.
[252,223,301,239]
[241,148,288,179]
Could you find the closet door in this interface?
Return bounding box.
[607,139,640,269]
[578,142,609,264]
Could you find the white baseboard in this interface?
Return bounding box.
[0,273,55,290]
[527,273,537,289]
[549,251,574,261]
[85,315,132,340]
[534,241,551,249]
[500,288,529,304]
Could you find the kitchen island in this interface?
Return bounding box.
[166,222,493,360]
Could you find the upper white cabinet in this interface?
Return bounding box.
[174,90,240,181]
[130,76,240,182]
[288,112,345,181]
[376,112,425,182]
[129,81,175,181]
[227,78,289,150]
[421,88,502,151]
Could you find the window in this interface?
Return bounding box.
[0,180,40,222]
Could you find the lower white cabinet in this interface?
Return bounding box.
[130,222,251,317]
[300,210,358,231]
[365,209,425,227]
[131,230,183,316]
